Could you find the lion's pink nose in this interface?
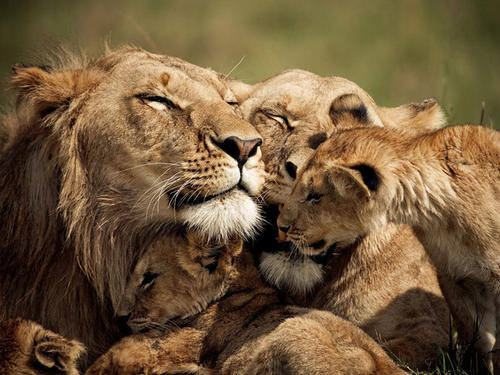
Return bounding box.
[216,136,262,166]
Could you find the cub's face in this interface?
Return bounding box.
[13,47,265,241]
[278,129,391,256]
[117,232,242,334]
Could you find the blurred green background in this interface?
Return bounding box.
[1,0,498,128]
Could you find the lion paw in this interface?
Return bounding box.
[85,334,210,375]
[0,318,85,375]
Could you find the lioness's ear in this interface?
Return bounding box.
[225,79,254,102]
[378,98,446,131]
[12,64,93,117]
[330,93,372,126]
[327,164,379,201]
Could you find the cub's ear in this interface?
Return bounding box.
[225,79,255,102]
[378,98,446,131]
[12,64,96,117]
[34,336,85,372]
[327,164,379,201]
[330,93,372,127]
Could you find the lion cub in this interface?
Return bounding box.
[278,124,500,371]
[115,230,242,334]
[87,230,405,375]
[0,318,84,375]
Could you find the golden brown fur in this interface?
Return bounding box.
[0,318,84,375]
[229,70,451,370]
[117,231,243,334]
[279,124,500,371]
[87,232,404,375]
[0,46,264,366]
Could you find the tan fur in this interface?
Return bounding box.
[117,231,243,334]
[87,232,404,375]
[228,69,445,204]
[279,124,500,371]
[0,318,84,375]
[0,46,264,366]
[230,70,450,370]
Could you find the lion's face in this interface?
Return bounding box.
[117,232,242,334]
[13,47,265,241]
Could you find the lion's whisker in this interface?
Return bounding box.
[113,162,182,175]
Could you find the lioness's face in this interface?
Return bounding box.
[118,231,242,334]
[238,69,385,205]
[61,48,264,240]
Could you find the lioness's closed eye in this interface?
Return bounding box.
[117,231,242,334]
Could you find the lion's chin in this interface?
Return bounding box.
[177,188,261,241]
[259,250,324,296]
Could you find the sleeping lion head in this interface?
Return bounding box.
[0,46,263,362]
[117,230,242,335]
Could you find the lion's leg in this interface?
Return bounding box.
[473,289,496,374]
[0,318,85,375]
[492,296,500,374]
[439,273,496,373]
[85,328,212,375]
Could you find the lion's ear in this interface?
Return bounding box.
[12,64,92,116]
[330,93,373,126]
[327,164,378,202]
[225,79,254,102]
[34,338,84,372]
[378,98,446,131]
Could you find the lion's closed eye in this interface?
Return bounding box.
[136,94,178,111]
[263,111,292,130]
[140,271,160,289]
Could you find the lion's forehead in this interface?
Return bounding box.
[110,55,231,105]
[248,74,371,112]
[243,81,367,123]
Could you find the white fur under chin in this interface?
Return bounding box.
[259,251,324,296]
[178,189,261,241]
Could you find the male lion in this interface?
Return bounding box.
[0,46,264,366]
[278,124,500,372]
[87,229,405,375]
[228,69,451,370]
[0,318,84,375]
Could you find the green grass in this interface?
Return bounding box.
[0,0,498,128]
[393,318,492,375]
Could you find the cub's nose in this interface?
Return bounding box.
[215,136,262,166]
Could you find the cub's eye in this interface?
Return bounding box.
[263,111,292,130]
[137,94,177,111]
[306,192,323,203]
[140,271,159,289]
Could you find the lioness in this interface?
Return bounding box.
[87,230,405,375]
[0,46,264,366]
[228,70,450,369]
[0,318,84,375]
[278,124,500,372]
